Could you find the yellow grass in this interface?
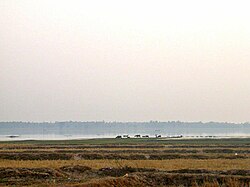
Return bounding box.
[0,159,249,170]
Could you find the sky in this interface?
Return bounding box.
[0,0,250,122]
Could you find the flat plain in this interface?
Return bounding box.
[0,138,249,186]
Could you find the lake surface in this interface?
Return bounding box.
[0,121,250,141]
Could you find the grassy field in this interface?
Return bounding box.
[0,138,249,186]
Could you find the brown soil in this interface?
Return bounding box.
[0,152,248,160]
[0,166,249,186]
[2,148,249,154]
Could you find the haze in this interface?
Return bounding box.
[1,0,250,122]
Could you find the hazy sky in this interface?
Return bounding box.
[1,0,250,122]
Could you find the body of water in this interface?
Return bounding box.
[0,121,250,141]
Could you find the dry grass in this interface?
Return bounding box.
[0,159,249,170]
[0,140,249,186]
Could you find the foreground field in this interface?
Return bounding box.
[0,138,249,186]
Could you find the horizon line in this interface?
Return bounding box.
[0,120,249,124]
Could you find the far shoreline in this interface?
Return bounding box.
[1,137,250,145]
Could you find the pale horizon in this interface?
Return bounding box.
[1,0,250,123]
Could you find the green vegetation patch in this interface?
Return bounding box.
[1,138,250,145]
